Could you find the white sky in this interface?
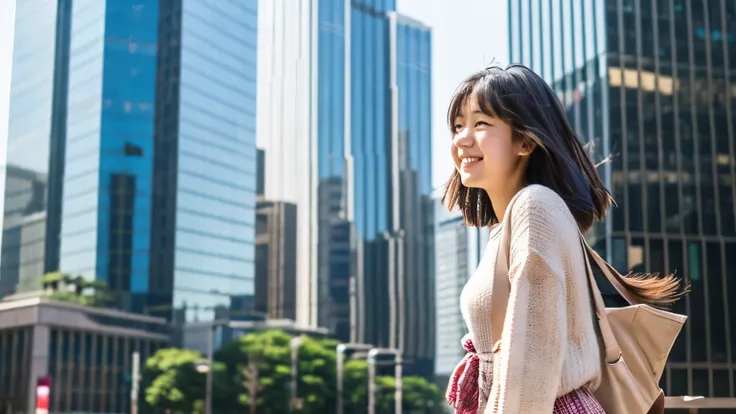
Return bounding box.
[397,0,509,189]
[0,0,16,246]
[0,0,508,209]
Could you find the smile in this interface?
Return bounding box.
[460,157,482,168]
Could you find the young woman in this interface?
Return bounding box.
[443,65,684,413]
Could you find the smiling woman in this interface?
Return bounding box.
[443,64,609,231]
[441,64,687,414]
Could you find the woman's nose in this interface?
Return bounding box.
[453,129,473,147]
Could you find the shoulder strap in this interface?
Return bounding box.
[583,242,640,306]
[489,190,525,350]
[579,233,622,363]
[489,191,625,361]
[490,217,512,350]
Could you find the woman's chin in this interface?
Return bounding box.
[460,174,483,189]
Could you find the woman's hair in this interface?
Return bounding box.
[443,64,687,308]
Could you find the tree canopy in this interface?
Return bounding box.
[141,330,446,414]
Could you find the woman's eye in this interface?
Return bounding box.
[453,124,463,131]
[475,121,489,127]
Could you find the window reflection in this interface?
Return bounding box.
[515,0,736,396]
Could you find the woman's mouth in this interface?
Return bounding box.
[461,157,482,169]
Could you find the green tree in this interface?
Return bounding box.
[216,330,339,413]
[41,272,115,307]
[341,359,446,414]
[142,330,446,413]
[141,348,206,413]
[140,348,231,414]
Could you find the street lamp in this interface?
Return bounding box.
[336,343,374,414]
[197,323,215,414]
[367,348,403,414]
[290,335,305,410]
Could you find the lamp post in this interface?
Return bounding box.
[193,324,215,414]
[336,343,374,414]
[290,335,305,410]
[367,348,403,414]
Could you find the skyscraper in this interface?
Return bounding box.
[255,148,298,320]
[389,11,434,376]
[257,0,435,376]
[433,196,490,385]
[0,0,71,297]
[510,0,736,398]
[1,0,258,324]
[147,0,258,323]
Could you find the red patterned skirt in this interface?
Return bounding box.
[447,336,605,413]
[553,387,605,414]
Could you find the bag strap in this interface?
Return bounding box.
[583,241,640,306]
[579,233,622,363]
[491,197,624,363]
[490,216,512,351]
[489,191,627,363]
[489,190,525,351]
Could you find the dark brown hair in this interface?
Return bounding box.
[443,64,687,308]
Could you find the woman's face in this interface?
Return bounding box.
[450,95,524,193]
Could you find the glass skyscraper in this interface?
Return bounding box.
[1,0,71,297]
[391,12,434,376]
[257,0,435,377]
[433,196,489,385]
[510,0,736,399]
[2,1,258,325]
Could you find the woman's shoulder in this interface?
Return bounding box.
[505,185,580,251]
[509,184,572,222]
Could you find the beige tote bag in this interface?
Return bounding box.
[492,196,687,413]
[579,237,687,414]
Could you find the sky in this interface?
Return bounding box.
[0,0,508,207]
[0,0,15,248]
[397,0,509,189]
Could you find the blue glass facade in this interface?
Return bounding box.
[60,0,159,313]
[510,0,736,398]
[1,0,71,296]
[307,0,434,376]
[4,0,257,323]
[393,15,434,377]
[171,1,258,322]
[315,0,350,338]
[349,0,393,349]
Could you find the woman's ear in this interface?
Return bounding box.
[519,138,538,157]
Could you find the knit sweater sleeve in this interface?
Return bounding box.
[487,186,572,413]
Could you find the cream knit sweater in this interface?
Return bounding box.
[459,185,602,413]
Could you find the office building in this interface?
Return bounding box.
[1,1,258,324]
[1,166,49,296]
[386,12,435,377]
[255,149,298,320]
[257,0,435,376]
[1,0,71,298]
[510,0,736,398]
[256,0,316,327]
[0,295,169,413]
[433,197,489,385]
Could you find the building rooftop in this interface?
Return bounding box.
[0,294,170,341]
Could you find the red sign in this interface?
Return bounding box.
[36,376,51,414]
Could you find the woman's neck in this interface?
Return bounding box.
[487,182,526,223]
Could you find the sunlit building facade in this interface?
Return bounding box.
[257,0,435,376]
[0,0,71,297]
[0,296,168,413]
[510,0,736,399]
[433,197,489,385]
[2,1,258,325]
[149,0,258,324]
